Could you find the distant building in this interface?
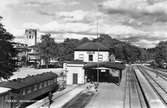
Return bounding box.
[27,46,40,65]
[25,29,37,46]
[12,42,28,66]
[24,29,40,66]
[64,42,125,85]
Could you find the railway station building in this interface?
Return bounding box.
[64,42,125,85]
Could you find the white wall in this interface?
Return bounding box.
[74,51,109,62]
[64,63,85,85]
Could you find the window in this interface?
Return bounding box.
[79,54,84,60]
[54,78,57,83]
[98,54,103,61]
[22,89,26,95]
[89,55,93,61]
[39,83,43,89]
[48,80,51,85]
[34,85,38,91]
[50,80,53,85]
[44,81,47,87]
[27,87,32,94]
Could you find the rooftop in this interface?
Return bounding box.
[0,72,58,89]
[0,87,11,94]
[75,42,109,51]
[83,62,125,70]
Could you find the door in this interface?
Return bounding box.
[73,73,78,84]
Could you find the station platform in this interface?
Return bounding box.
[85,69,126,108]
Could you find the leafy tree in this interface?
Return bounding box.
[44,33,149,63]
[0,17,18,79]
[92,34,145,63]
[37,34,58,68]
[58,38,80,61]
[154,41,167,67]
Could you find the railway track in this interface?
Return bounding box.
[123,66,148,108]
[137,65,167,105]
[143,66,167,81]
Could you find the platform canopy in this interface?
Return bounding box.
[83,62,125,70]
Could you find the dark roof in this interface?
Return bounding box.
[64,60,85,64]
[75,42,109,51]
[83,62,125,70]
[0,72,57,89]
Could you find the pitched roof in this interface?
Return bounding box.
[83,62,125,70]
[75,42,109,51]
[0,72,57,89]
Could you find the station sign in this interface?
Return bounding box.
[101,69,106,72]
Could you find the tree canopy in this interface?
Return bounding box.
[154,41,167,67]
[0,17,18,79]
[36,33,149,63]
[37,34,58,67]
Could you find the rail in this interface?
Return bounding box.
[137,65,167,106]
[123,66,148,108]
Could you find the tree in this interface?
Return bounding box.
[58,38,80,61]
[92,34,145,63]
[37,34,58,68]
[154,41,167,68]
[0,17,18,79]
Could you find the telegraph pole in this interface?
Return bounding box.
[96,2,100,84]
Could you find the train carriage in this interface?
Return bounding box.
[0,72,59,108]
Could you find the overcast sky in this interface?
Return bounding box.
[1,0,167,48]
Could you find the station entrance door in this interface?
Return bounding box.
[73,73,78,84]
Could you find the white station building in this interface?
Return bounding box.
[64,42,125,85]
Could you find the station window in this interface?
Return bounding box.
[79,54,84,61]
[98,54,103,61]
[89,55,93,61]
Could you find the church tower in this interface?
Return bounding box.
[25,29,37,46]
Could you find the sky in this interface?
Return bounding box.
[1,0,167,48]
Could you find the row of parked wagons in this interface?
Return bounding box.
[0,72,59,108]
